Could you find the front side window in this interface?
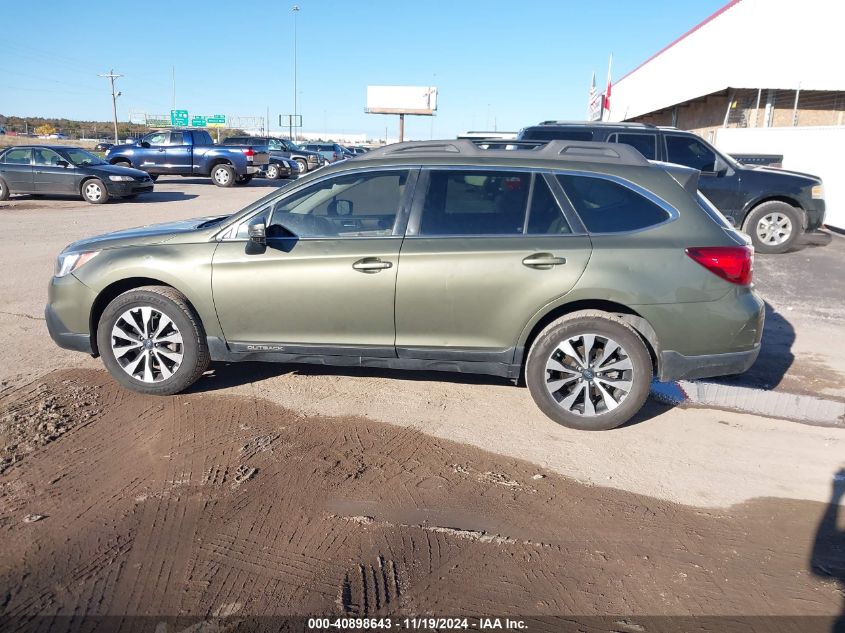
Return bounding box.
[33,148,63,166]
[64,148,105,166]
[3,148,32,164]
[269,139,282,150]
[143,132,168,145]
[610,133,658,160]
[261,170,408,238]
[557,174,670,233]
[665,134,717,172]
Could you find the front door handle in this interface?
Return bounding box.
[352,257,393,273]
[522,253,567,268]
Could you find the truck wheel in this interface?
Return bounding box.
[265,164,281,180]
[525,311,652,431]
[295,158,308,173]
[97,286,210,396]
[81,179,109,204]
[211,164,236,187]
[0,177,9,201]
[744,201,801,254]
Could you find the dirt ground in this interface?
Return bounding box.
[1,370,843,630]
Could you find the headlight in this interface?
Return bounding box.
[55,251,100,277]
[811,184,824,199]
[109,175,134,182]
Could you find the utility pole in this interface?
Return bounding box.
[292,4,300,141]
[99,69,123,143]
[172,65,176,111]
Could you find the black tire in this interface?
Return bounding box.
[743,201,802,254]
[235,174,254,186]
[295,158,308,173]
[97,286,210,396]
[0,177,9,201]
[265,164,282,180]
[81,178,109,204]
[525,310,652,431]
[211,163,236,187]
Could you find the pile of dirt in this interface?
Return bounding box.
[0,378,102,474]
[0,369,842,627]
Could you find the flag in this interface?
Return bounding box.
[602,54,613,120]
[588,72,601,121]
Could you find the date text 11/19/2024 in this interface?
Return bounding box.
[307,617,527,630]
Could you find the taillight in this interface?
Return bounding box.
[242,148,255,157]
[685,246,753,285]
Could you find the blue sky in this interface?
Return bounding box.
[0,0,726,139]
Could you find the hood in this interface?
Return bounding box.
[88,162,150,179]
[748,165,821,184]
[106,143,138,154]
[62,215,228,253]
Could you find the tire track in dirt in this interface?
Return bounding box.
[0,368,842,623]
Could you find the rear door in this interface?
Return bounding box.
[395,168,592,363]
[0,148,34,192]
[33,148,78,194]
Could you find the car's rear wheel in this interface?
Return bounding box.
[211,164,236,187]
[0,177,9,201]
[97,286,209,395]
[82,179,109,204]
[744,201,801,254]
[525,311,652,431]
[265,164,281,179]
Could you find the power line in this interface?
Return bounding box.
[99,70,123,143]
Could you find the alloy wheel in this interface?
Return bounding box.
[84,182,103,201]
[110,306,184,383]
[756,212,792,246]
[544,333,634,417]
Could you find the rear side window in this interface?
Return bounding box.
[2,148,32,164]
[169,132,184,145]
[522,128,594,142]
[609,133,657,160]
[556,174,670,233]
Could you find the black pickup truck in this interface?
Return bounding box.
[518,122,826,253]
[106,129,270,187]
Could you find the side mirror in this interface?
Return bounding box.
[248,222,266,245]
[140,141,151,148]
[57,160,70,168]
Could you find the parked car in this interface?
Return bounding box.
[0,145,153,204]
[95,142,115,153]
[106,129,269,187]
[340,146,356,160]
[518,121,825,254]
[222,136,323,173]
[302,142,346,163]
[350,146,370,155]
[260,156,301,180]
[45,139,763,430]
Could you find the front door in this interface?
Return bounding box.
[395,168,592,362]
[1,148,34,193]
[32,148,78,194]
[138,131,170,172]
[212,168,415,354]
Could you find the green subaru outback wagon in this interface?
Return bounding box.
[46,140,764,430]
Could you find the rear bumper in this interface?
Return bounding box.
[246,165,261,175]
[659,346,760,382]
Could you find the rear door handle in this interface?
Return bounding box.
[522,253,567,268]
[352,257,393,273]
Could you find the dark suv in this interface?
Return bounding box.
[519,122,825,253]
[222,136,323,173]
[46,139,763,431]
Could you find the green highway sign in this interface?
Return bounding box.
[207,114,226,127]
[170,109,189,126]
[191,116,207,127]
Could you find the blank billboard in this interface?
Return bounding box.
[366,85,438,115]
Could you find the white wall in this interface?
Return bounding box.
[610,0,845,122]
[715,126,844,229]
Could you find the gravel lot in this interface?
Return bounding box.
[0,178,843,624]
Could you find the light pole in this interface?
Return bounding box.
[292,4,300,141]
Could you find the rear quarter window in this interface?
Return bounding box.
[556,174,670,233]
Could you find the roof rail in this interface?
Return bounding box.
[537,120,657,129]
[361,139,650,166]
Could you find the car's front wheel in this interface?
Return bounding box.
[82,179,109,204]
[525,311,652,431]
[745,201,801,254]
[265,164,281,180]
[0,177,9,201]
[97,286,210,395]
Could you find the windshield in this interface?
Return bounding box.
[63,148,107,166]
[285,141,303,151]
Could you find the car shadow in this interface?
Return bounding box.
[810,468,845,633]
[186,360,670,427]
[123,192,198,203]
[157,177,296,187]
[705,301,795,391]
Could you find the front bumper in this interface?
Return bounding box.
[105,180,154,197]
[45,303,93,354]
[45,273,97,355]
[659,345,760,382]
